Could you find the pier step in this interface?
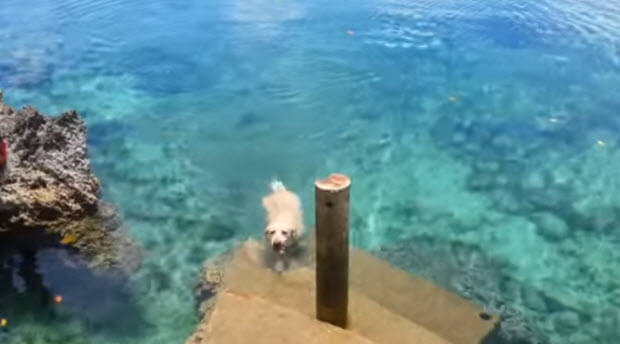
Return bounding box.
[188,240,498,344]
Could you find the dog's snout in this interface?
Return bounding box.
[273,242,283,250]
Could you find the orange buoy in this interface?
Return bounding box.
[53,295,63,304]
[1,318,7,328]
[60,234,77,245]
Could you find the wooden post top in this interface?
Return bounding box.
[315,174,351,191]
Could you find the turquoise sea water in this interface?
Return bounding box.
[1,0,620,343]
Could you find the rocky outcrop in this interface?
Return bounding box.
[0,90,139,270]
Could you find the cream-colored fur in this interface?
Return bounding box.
[262,181,304,255]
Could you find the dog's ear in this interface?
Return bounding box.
[291,228,301,240]
[264,228,272,240]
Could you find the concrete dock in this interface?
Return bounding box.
[187,240,498,344]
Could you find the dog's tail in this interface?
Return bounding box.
[270,179,286,192]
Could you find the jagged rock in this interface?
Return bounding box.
[0,94,139,270]
[0,106,99,228]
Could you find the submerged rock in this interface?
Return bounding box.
[0,92,139,270]
[531,212,569,240]
[193,252,232,319]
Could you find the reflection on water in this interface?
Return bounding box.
[1,0,620,343]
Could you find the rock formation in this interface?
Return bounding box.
[0,89,139,270]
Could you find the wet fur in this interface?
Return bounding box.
[262,181,305,272]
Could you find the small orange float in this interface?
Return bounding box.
[60,234,77,245]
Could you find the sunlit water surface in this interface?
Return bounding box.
[1,0,620,343]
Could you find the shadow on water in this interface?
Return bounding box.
[0,229,151,340]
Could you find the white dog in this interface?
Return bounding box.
[262,180,305,271]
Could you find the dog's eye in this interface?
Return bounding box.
[282,230,289,236]
[269,230,275,235]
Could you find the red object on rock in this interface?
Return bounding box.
[0,139,8,168]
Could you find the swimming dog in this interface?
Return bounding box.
[262,180,305,271]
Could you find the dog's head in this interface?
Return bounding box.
[264,224,300,255]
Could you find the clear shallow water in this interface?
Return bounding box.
[1,0,620,343]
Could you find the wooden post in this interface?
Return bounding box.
[315,173,351,328]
